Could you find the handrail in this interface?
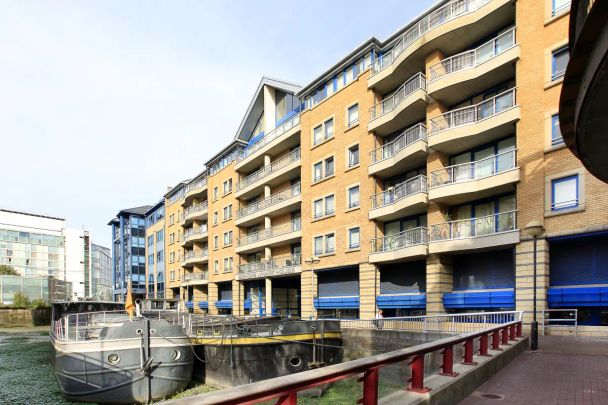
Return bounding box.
[181,201,208,222]
[429,27,517,81]
[182,271,208,282]
[429,88,517,133]
[370,0,492,76]
[184,226,208,240]
[238,218,301,247]
[370,123,427,164]
[237,113,301,163]
[239,254,302,274]
[236,183,301,219]
[430,210,517,241]
[183,178,207,197]
[429,149,517,188]
[371,226,428,253]
[236,148,301,191]
[161,311,523,405]
[370,175,427,209]
[183,249,209,261]
[369,73,426,121]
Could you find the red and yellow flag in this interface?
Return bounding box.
[125,279,135,320]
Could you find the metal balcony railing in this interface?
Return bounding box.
[429,27,516,82]
[183,178,207,196]
[237,113,301,163]
[182,271,208,282]
[239,254,302,274]
[236,183,301,219]
[429,88,517,133]
[371,227,428,254]
[238,218,301,247]
[371,0,492,76]
[371,175,427,209]
[183,249,208,261]
[430,210,517,241]
[370,123,427,164]
[183,226,208,241]
[236,148,301,192]
[429,149,517,188]
[369,73,426,121]
[181,201,208,222]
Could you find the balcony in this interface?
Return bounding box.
[368,123,427,177]
[235,183,301,227]
[427,27,519,105]
[368,0,514,93]
[182,178,208,206]
[235,218,302,254]
[235,113,301,173]
[180,201,208,225]
[368,73,428,136]
[181,271,209,285]
[428,88,520,155]
[182,226,208,247]
[181,249,209,267]
[429,210,519,254]
[428,149,519,205]
[369,175,428,222]
[236,254,302,281]
[369,227,428,264]
[235,148,301,200]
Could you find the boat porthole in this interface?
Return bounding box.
[288,356,302,368]
[171,349,181,360]
[107,353,120,365]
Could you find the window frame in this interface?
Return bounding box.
[551,174,579,211]
[347,227,361,250]
[347,103,359,127]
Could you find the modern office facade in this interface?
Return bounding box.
[145,201,166,299]
[108,206,151,301]
[136,0,608,334]
[91,243,112,301]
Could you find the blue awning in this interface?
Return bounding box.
[376,294,426,309]
[215,299,233,309]
[548,286,608,307]
[443,290,515,309]
[244,298,252,310]
[185,301,194,309]
[198,301,208,309]
[314,296,359,309]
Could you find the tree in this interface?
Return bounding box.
[0,265,19,276]
[12,292,30,308]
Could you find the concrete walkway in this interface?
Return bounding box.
[459,336,608,405]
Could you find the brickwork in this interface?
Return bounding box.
[426,254,453,314]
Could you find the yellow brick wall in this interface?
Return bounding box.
[165,190,185,299]
[145,213,165,298]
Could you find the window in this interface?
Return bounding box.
[324,118,334,139]
[313,162,323,182]
[147,235,154,247]
[223,179,232,195]
[314,233,335,255]
[213,211,218,225]
[169,233,175,244]
[348,227,360,249]
[213,235,219,250]
[552,175,579,210]
[156,251,163,262]
[313,125,323,145]
[223,257,233,272]
[325,233,335,253]
[156,229,163,242]
[552,0,570,16]
[148,254,154,265]
[223,205,232,221]
[348,145,359,167]
[551,114,563,145]
[169,214,175,225]
[313,195,335,219]
[325,157,334,177]
[314,236,324,256]
[312,118,334,146]
[214,260,219,274]
[348,185,360,209]
[552,46,569,80]
[347,104,359,127]
[223,231,233,246]
[213,187,219,200]
[169,252,175,263]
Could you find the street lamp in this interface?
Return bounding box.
[305,256,320,319]
[524,220,545,351]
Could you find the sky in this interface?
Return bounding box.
[0,0,436,248]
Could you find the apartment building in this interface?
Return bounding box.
[139,0,608,334]
[144,201,166,299]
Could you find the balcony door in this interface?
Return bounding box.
[474,146,495,179]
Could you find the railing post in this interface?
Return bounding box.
[462,338,478,365]
[516,321,523,337]
[501,327,510,346]
[479,334,491,357]
[358,368,379,405]
[275,391,297,405]
[491,330,502,351]
[407,355,430,393]
[509,324,517,341]
[440,345,459,377]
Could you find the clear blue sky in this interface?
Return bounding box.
[0,1,436,247]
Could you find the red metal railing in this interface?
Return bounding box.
[162,319,523,405]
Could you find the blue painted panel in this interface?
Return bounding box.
[185,301,194,309]
[244,298,252,310]
[376,294,426,309]
[547,287,608,307]
[215,299,233,309]
[314,296,359,309]
[247,131,265,146]
[198,301,208,309]
[443,290,515,309]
